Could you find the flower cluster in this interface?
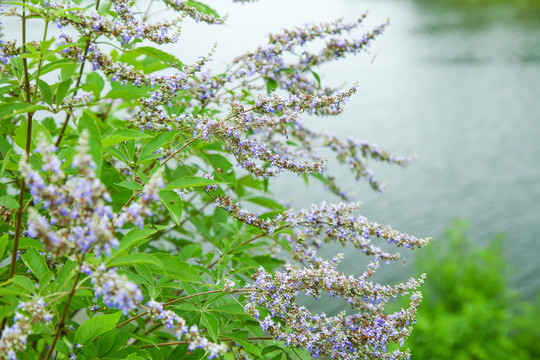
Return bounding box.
[91,265,143,315]
[21,133,117,257]
[189,116,327,178]
[115,168,165,229]
[0,298,53,360]
[246,259,424,360]
[323,134,414,193]
[146,299,227,358]
[21,132,164,257]
[283,201,431,262]
[231,16,386,95]
[214,195,280,233]
[59,0,183,45]
[163,0,225,25]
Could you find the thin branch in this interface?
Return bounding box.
[160,137,197,167]
[116,289,255,329]
[139,336,274,349]
[206,232,266,269]
[207,225,288,269]
[45,255,85,360]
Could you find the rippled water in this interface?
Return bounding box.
[184,0,540,304]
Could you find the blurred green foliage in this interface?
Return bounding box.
[403,220,540,359]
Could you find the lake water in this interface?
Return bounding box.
[179,0,540,305]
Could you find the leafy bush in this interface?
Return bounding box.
[404,220,540,360]
[0,1,431,359]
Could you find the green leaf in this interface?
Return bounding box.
[21,249,48,280]
[0,233,9,260]
[201,313,220,342]
[11,275,35,293]
[86,72,105,98]
[130,46,183,68]
[166,176,226,190]
[128,333,158,346]
[107,226,157,264]
[74,312,122,346]
[266,78,278,94]
[107,254,163,268]
[13,119,52,152]
[159,190,183,226]
[0,147,14,177]
[55,340,71,357]
[7,237,43,251]
[0,195,19,211]
[311,70,322,89]
[102,129,152,149]
[0,103,48,120]
[226,331,261,356]
[11,57,24,80]
[138,132,178,162]
[160,256,203,283]
[185,0,220,18]
[115,181,143,191]
[246,196,285,210]
[38,271,54,291]
[0,137,13,157]
[60,63,77,81]
[208,302,246,316]
[77,110,102,177]
[38,79,53,106]
[52,260,76,293]
[105,89,148,100]
[56,78,73,106]
[216,255,232,280]
[34,59,73,77]
[134,264,154,286]
[178,244,202,261]
[58,146,77,169]
[96,330,117,356]
[262,345,284,356]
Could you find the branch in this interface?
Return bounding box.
[116,289,255,329]
[139,336,275,349]
[45,255,85,360]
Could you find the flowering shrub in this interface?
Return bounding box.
[0,1,430,359]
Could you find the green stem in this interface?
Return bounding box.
[159,137,197,167]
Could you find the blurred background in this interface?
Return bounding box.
[173,0,540,357]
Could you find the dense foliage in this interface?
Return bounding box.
[0,1,430,359]
[404,220,540,360]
